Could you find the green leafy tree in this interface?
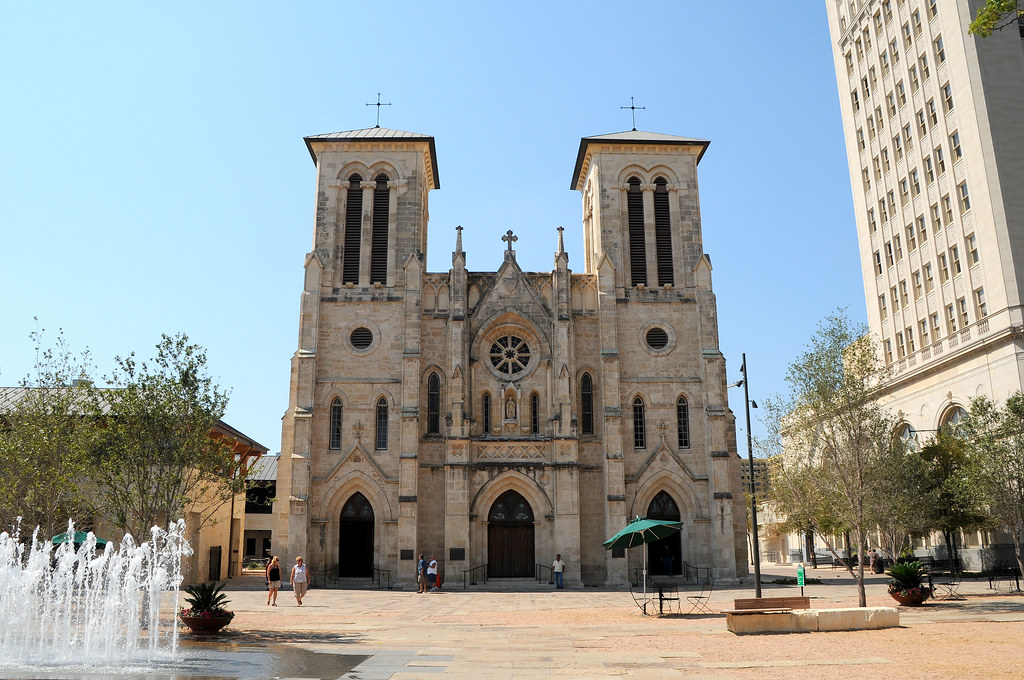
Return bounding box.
[958,394,1024,576]
[762,310,900,607]
[90,333,241,541]
[0,327,101,537]
[870,442,934,567]
[918,432,989,567]
[968,0,1022,36]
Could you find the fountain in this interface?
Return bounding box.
[0,518,192,673]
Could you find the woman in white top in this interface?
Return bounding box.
[290,556,312,606]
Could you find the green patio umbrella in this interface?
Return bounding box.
[51,531,109,549]
[603,517,682,614]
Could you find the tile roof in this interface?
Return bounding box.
[571,130,711,189]
[303,127,439,188]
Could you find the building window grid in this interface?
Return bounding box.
[879,294,888,319]
[958,182,971,213]
[942,83,954,112]
[632,396,646,449]
[426,373,440,435]
[913,270,923,299]
[906,327,916,353]
[934,145,945,174]
[920,53,930,80]
[677,396,690,449]
[329,398,343,450]
[934,35,945,63]
[957,297,969,327]
[906,224,917,250]
[967,233,979,265]
[580,374,594,435]
[950,245,962,276]
[975,288,987,318]
[924,262,934,292]
[950,131,962,161]
[375,398,388,450]
[917,215,928,243]
[939,252,949,282]
[920,318,930,346]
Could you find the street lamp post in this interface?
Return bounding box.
[734,353,762,597]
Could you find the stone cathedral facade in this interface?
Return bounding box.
[275,127,748,586]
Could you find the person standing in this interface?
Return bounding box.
[266,556,282,606]
[552,553,565,589]
[417,553,427,593]
[427,556,439,592]
[290,556,311,606]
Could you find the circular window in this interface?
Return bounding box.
[489,334,531,376]
[645,328,669,350]
[350,327,373,350]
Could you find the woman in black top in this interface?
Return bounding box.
[266,556,282,606]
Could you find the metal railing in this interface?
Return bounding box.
[535,563,553,584]
[463,563,488,589]
[373,567,392,590]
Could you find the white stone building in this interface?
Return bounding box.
[274,127,749,586]
[824,0,1024,567]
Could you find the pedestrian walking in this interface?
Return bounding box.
[266,555,282,606]
[290,556,311,606]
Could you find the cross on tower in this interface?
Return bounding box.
[502,229,518,252]
[620,96,645,131]
[365,92,392,128]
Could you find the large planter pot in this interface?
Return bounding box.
[890,589,930,606]
[179,614,232,634]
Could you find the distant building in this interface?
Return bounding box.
[243,453,277,562]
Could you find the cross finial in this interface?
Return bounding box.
[502,229,518,252]
[454,225,463,254]
[620,96,645,131]
[365,92,392,128]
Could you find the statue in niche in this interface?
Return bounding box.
[505,395,516,420]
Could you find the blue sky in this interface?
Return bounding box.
[0,3,865,452]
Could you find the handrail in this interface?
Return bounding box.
[373,566,392,590]
[463,563,488,589]
[535,563,553,584]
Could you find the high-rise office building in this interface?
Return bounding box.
[824,0,1024,566]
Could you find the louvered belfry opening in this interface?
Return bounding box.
[627,177,647,286]
[342,174,363,284]
[654,177,674,286]
[370,173,390,284]
[427,373,440,435]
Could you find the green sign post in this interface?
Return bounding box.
[797,563,806,596]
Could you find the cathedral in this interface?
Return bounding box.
[275,126,749,586]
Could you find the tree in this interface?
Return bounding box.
[89,333,242,541]
[762,310,899,607]
[870,442,933,565]
[918,432,989,567]
[0,327,100,537]
[958,394,1024,577]
[968,0,1022,37]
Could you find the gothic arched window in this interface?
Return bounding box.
[482,392,491,435]
[633,396,646,449]
[370,173,390,284]
[654,177,674,286]
[342,174,363,284]
[581,373,594,435]
[375,397,388,450]
[627,177,647,286]
[426,373,440,435]
[676,395,690,449]
[530,392,540,434]
[329,397,343,450]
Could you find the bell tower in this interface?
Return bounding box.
[571,131,709,292]
[303,128,439,290]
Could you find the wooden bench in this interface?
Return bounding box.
[721,596,811,615]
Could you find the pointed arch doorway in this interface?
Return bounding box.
[339,492,374,577]
[487,490,534,577]
[647,491,682,576]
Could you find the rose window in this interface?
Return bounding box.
[489,334,531,376]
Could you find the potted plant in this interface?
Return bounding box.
[179,582,235,633]
[887,560,933,606]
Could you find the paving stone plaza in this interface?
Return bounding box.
[200,565,1024,679]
